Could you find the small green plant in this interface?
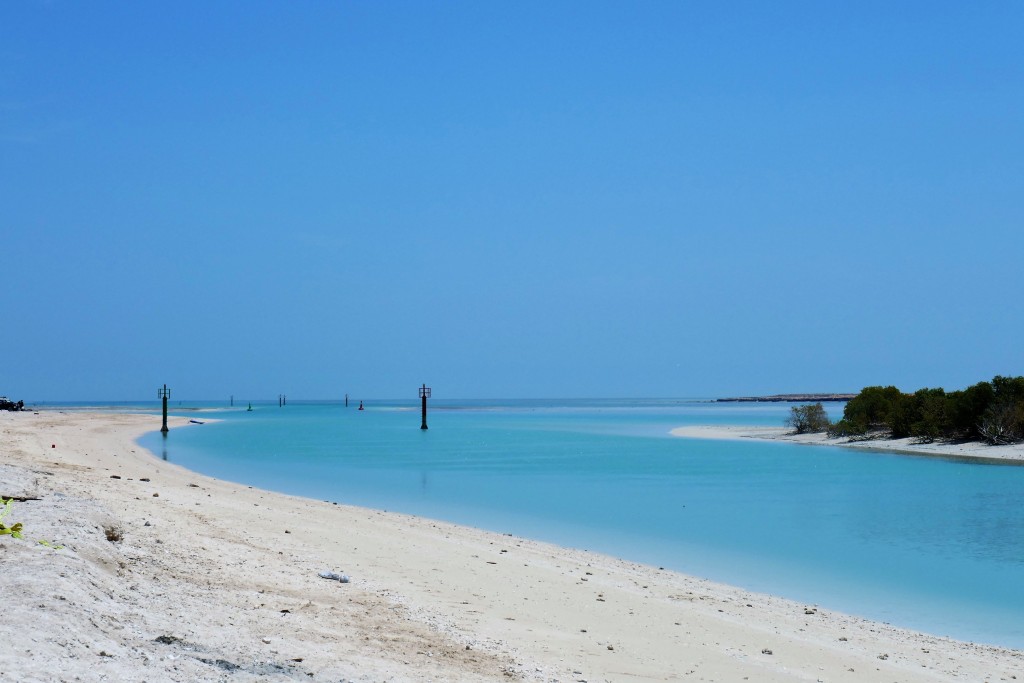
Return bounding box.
[0,497,24,538]
[0,497,62,549]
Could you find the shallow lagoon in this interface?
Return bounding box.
[140,399,1024,648]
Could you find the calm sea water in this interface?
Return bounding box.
[134,399,1024,649]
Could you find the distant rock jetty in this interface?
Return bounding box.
[1,396,26,411]
[716,393,856,403]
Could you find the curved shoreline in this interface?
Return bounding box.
[2,411,1022,681]
[670,425,1024,463]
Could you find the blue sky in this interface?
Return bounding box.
[2,2,1022,401]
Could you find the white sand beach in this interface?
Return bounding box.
[670,425,1024,462]
[2,411,1022,682]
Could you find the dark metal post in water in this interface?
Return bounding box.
[419,384,431,430]
[158,384,170,434]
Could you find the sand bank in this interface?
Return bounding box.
[2,412,1021,682]
[670,425,1024,462]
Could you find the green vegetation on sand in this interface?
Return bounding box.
[827,376,1024,444]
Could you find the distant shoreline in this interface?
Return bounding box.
[715,393,857,403]
[670,425,1024,463]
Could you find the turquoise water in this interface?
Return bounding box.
[138,399,1024,649]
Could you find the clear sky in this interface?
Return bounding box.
[3,2,1022,401]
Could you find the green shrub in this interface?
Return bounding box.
[827,418,864,437]
[785,403,831,434]
[841,386,902,433]
[948,382,995,439]
[833,376,1023,444]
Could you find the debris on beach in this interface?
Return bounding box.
[318,570,350,583]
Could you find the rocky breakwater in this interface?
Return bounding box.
[717,393,857,403]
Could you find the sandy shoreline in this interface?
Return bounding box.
[2,412,1022,681]
[670,425,1024,463]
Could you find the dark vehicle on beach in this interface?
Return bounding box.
[0,397,25,411]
